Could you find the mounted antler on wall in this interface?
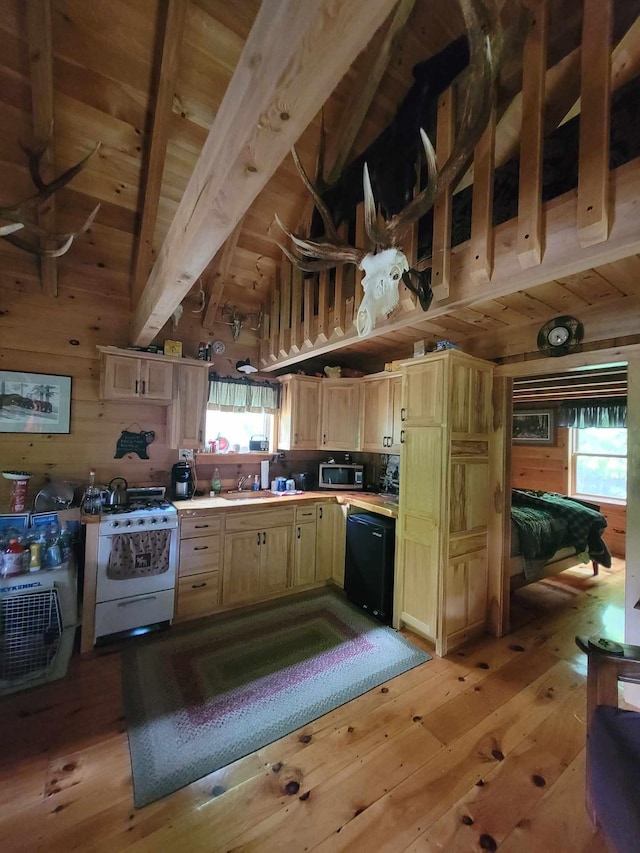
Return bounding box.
[276,0,503,338]
[0,141,101,258]
[222,304,263,340]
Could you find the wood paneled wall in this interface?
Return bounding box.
[0,273,259,512]
[511,426,569,494]
[511,426,626,558]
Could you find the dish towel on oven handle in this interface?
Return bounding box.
[107,530,171,580]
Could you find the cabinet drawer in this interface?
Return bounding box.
[181,515,222,538]
[295,505,317,523]
[179,535,220,575]
[225,507,295,532]
[175,571,221,621]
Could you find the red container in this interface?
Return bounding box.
[9,478,29,513]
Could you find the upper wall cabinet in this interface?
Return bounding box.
[320,379,362,451]
[277,375,321,450]
[99,347,175,404]
[168,363,209,449]
[361,373,403,453]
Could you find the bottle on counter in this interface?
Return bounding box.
[2,539,24,577]
[252,474,260,491]
[211,468,222,495]
[59,525,72,565]
[29,540,42,572]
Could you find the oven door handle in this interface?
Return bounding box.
[117,596,157,607]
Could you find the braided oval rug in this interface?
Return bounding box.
[121,590,430,807]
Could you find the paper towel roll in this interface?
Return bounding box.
[260,459,269,490]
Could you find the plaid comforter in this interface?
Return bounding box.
[511,489,611,581]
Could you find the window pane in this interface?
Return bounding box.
[575,454,627,500]
[576,427,627,454]
[206,411,272,453]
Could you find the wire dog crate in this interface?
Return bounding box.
[0,588,62,684]
[0,565,77,695]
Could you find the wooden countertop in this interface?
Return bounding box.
[174,491,399,518]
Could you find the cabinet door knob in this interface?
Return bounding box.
[191,582,207,589]
[193,545,209,551]
[141,380,146,395]
[400,429,405,443]
[194,524,209,529]
[263,531,266,544]
[319,507,323,519]
[135,380,139,394]
[297,526,300,539]
[294,433,298,444]
[257,532,261,545]
[322,434,327,444]
[400,407,406,422]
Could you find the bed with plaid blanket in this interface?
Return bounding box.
[511,489,611,582]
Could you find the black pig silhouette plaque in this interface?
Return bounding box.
[114,429,156,459]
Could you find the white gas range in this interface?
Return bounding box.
[94,487,178,644]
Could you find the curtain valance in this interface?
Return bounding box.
[207,373,280,413]
[557,401,627,429]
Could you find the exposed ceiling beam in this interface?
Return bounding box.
[26,0,57,296]
[132,0,188,305]
[201,217,244,330]
[131,0,399,345]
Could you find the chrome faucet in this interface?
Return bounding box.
[237,474,251,491]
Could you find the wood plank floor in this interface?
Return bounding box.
[0,560,626,852]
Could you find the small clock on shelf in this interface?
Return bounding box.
[537,316,584,357]
[212,340,225,355]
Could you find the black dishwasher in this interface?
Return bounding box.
[344,513,395,624]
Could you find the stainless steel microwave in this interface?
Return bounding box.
[319,463,364,490]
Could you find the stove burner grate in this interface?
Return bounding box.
[101,499,173,515]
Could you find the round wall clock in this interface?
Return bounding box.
[212,340,225,354]
[537,315,584,357]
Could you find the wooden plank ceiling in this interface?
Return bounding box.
[0,0,640,370]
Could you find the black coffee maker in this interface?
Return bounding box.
[171,461,194,500]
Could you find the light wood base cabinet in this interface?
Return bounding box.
[223,507,294,605]
[318,501,345,586]
[175,512,222,621]
[294,505,317,586]
[397,350,493,656]
[176,572,221,622]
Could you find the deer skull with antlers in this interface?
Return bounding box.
[0,141,101,258]
[276,0,502,338]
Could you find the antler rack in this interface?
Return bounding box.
[0,141,101,258]
[275,0,502,337]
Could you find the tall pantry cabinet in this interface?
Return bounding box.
[395,350,494,656]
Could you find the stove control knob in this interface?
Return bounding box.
[112,520,119,528]
[137,519,144,525]
[151,518,158,524]
[125,520,132,527]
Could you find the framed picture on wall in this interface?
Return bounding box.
[0,371,72,434]
[512,410,556,446]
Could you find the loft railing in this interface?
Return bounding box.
[260,0,638,370]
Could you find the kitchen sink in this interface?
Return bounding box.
[222,491,278,501]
